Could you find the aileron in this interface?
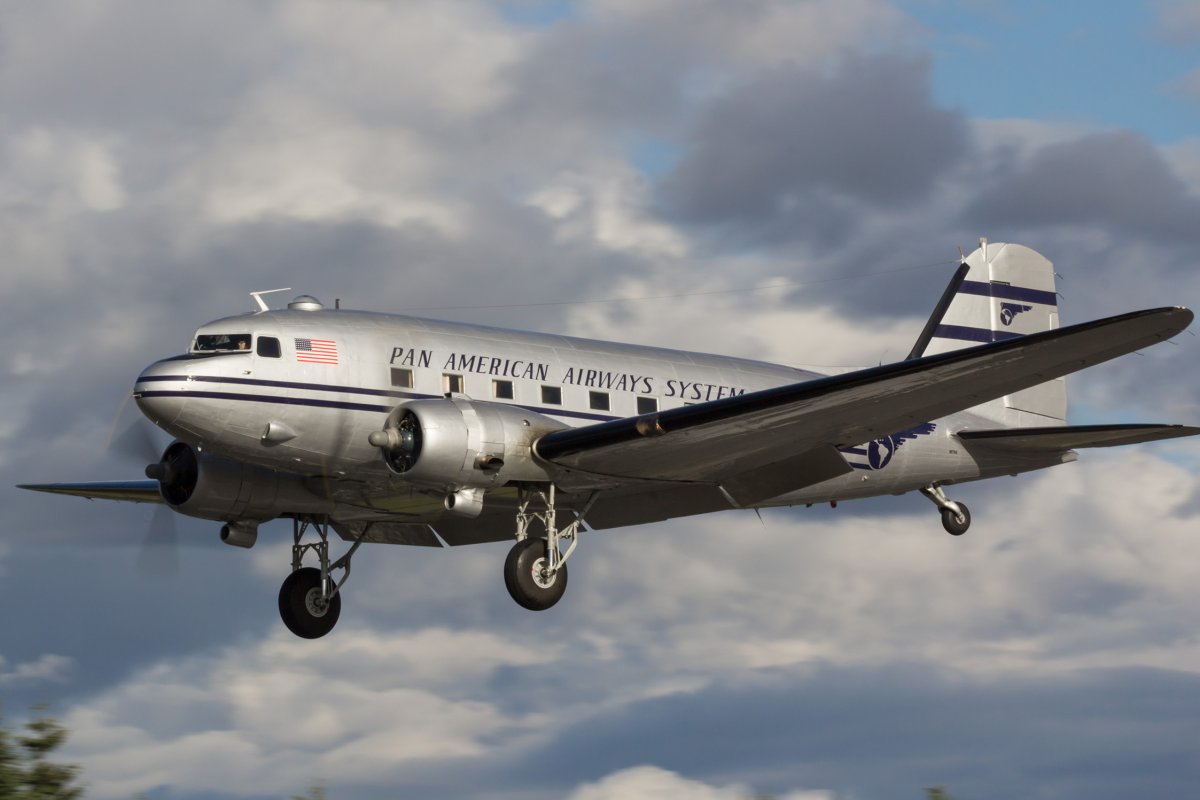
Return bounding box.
[957,424,1200,452]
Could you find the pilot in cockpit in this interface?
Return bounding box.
[193,332,252,352]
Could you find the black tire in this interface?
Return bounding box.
[941,503,971,536]
[278,567,342,638]
[504,538,568,611]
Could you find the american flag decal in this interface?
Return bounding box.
[294,338,339,365]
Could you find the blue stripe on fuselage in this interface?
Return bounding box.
[135,376,620,422]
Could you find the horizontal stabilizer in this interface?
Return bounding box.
[957,424,1200,451]
[17,480,162,503]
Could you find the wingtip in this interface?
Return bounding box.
[1172,306,1194,333]
[17,483,63,495]
[1150,306,1194,336]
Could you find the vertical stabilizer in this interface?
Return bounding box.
[923,240,1066,425]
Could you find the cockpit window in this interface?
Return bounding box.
[193,333,252,352]
[256,336,281,358]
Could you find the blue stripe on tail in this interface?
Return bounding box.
[958,280,1057,306]
[933,324,1024,343]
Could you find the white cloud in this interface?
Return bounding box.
[64,627,557,797]
[0,653,73,686]
[276,0,525,119]
[562,271,915,368]
[172,92,466,234]
[588,0,918,69]
[2,128,126,212]
[1163,137,1200,193]
[566,765,833,800]
[971,116,1093,157]
[154,0,535,235]
[528,161,689,257]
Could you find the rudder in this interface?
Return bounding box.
[923,240,1066,425]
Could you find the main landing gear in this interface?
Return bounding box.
[278,517,366,639]
[503,485,596,611]
[921,483,971,536]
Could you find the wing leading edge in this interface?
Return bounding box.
[535,307,1194,497]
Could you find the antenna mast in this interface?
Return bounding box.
[249,288,293,312]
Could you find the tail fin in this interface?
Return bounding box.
[917,240,1066,426]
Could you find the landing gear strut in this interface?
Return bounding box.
[921,483,971,536]
[278,517,366,638]
[503,485,595,610]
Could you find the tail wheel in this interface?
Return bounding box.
[504,538,568,611]
[278,567,342,638]
[941,503,971,536]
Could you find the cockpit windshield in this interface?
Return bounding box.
[193,333,252,352]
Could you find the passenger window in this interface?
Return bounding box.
[637,396,658,414]
[443,373,464,394]
[391,368,414,388]
[256,337,281,358]
[493,379,514,400]
[541,385,562,405]
[589,391,610,411]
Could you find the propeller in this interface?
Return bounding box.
[108,396,159,462]
[136,504,180,578]
[369,410,422,473]
[107,393,179,578]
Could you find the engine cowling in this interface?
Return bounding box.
[368,398,569,491]
[145,441,328,522]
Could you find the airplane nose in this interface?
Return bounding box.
[133,359,188,427]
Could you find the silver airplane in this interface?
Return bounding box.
[19,241,1200,638]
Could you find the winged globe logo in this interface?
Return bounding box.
[868,436,898,469]
[1000,302,1034,326]
[843,422,938,470]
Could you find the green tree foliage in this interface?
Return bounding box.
[290,783,327,800]
[0,719,23,798]
[0,708,84,799]
[927,788,955,800]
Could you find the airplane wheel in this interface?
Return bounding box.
[278,567,341,639]
[941,503,971,536]
[504,538,567,611]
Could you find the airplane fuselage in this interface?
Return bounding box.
[134,306,1067,520]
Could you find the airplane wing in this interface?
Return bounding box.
[535,307,1194,504]
[16,480,163,503]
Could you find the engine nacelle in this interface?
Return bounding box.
[147,441,328,522]
[368,398,569,491]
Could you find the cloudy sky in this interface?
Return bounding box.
[2,1,1200,798]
